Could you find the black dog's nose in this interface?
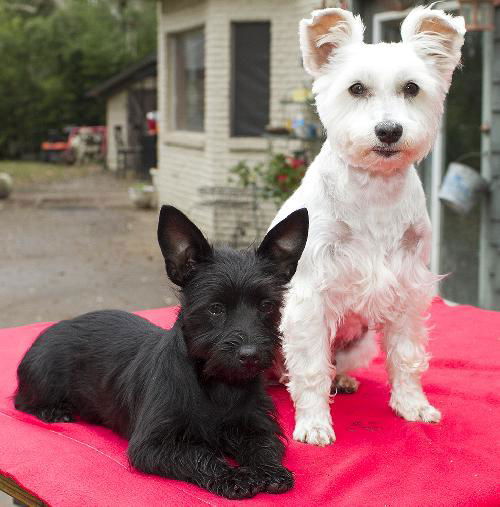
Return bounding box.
[239,345,259,367]
[375,121,403,144]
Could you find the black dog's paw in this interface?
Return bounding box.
[210,467,263,499]
[37,406,74,423]
[255,465,294,494]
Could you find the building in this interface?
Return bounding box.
[156,0,329,248]
[156,0,500,309]
[89,55,157,178]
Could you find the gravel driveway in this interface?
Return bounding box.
[0,168,176,329]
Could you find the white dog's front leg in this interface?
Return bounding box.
[383,313,441,423]
[282,292,335,446]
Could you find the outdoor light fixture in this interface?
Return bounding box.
[319,0,351,9]
[458,0,496,31]
[379,0,416,9]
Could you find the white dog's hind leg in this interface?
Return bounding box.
[332,373,359,394]
[282,290,336,446]
[383,313,441,423]
[334,328,379,393]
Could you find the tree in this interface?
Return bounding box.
[0,0,157,157]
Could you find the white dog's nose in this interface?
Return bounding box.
[375,121,403,144]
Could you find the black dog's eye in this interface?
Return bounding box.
[403,81,419,98]
[259,301,275,314]
[208,303,225,316]
[349,82,367,97]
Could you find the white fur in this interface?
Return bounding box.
[271,6,465,445]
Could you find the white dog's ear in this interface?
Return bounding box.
[299,8,364,78]
[401,6,466,83]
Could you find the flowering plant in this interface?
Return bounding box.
[229,154,307,206]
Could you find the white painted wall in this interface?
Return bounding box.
[106,90,128,171]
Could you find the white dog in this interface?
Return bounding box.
[270,6,465,446]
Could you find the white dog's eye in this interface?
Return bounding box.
[403,82,419,98]
[349,83,367,97]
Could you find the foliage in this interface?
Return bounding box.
[0,0,157,158]
[229,154,307,206]
[229,161,264,188]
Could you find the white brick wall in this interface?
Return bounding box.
[157,0,318,243]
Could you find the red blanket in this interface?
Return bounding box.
[0,300,498,506]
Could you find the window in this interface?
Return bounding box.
[231,22,270,137]
[171,27,205,132]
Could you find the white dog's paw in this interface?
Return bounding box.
[293,418,336,446]
[390,395,441,423]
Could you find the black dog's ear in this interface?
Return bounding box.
[157,205,212,286]
[257,208,309,282]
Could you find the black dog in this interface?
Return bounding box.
[15,205,308,499]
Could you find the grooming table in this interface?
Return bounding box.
[0,301,498,506]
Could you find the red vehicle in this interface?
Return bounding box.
[41,126,106,164]
[40,128,71,162]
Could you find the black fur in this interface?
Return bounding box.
[15,205,308,499]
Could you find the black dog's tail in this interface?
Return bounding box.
[14,322,76,423]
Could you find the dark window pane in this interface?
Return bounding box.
[173,28,204,131]
[380,18,401,43]
[440,31,483,305]
[231,22,270,137]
